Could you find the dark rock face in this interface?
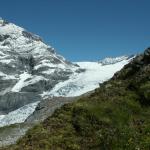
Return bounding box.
[0,34,9,42]
[144,47,150,63]
[22,31,42,42]
[144,47,150,56]
[0,92,41,113]
[18,55,35,73]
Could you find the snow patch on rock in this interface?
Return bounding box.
[0,101,40,127]
[11,72,48,92]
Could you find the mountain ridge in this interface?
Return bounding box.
[0,19,133,128]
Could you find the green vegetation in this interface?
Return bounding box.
[2,50,150,150]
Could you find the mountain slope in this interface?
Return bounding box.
[0,57,131,127]
[5,48,150,150]
[0,18,79,115]
[0,18,133,127]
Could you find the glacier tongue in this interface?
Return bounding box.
[41,58,132,98]
[0,101,40,127]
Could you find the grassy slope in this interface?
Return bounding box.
[3,50,150,150]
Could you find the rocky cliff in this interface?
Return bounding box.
[0,18,79,114]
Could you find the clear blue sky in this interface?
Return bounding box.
[0,0,150,61]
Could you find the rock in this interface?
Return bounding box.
[144,47,150,63]
[0,34,9,42]
[144,47,150,56]
[26,97,78,123]
[0,19,79,114]
[0,92,41,113]
[22,31,42,42]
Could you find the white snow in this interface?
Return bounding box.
[11,72,31,92]
[41,58,132,98]
[0,101,40,127]
[0,19,53,57]
[99,56,129,65]
[0,59,14,64]
[42,69,55,74]
[0,22,23,35]
[0,115,5,120]
[0,51,6,56]
[0,72,17,80]
[11,72,47,92]
[34,61,66,70]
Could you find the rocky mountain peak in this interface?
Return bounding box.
[0,19,133,128]
[0,19,79,115]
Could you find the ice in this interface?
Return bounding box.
[42,58,132,97]
[11,72,32,92]
[0,101,40,127]
[11,72,47,92]
[0,72,17,80]
[0,59,14,64]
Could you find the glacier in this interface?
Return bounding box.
[0,57,132,127]
[41,57,132,97]
[0,18,134,127]
[0,101,40,127]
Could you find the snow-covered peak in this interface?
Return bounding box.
[0,19,134,127]
[99,55,130,65]
[0,21,23,33]
[0,20,44,53]
[0,19,79,115]
[0,19,69,63]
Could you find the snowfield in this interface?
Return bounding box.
[0,101,40,127]
[11,72,48,92]
[41,58,132,98]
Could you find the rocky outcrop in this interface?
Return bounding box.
[144,47,150,63]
